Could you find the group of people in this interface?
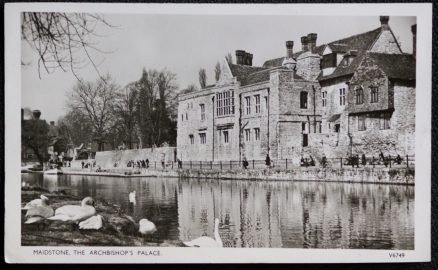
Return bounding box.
[81,160,96,169]
[127,159,150,169]
[242,154,272,169]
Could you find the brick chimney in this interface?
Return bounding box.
[307,33,317,53]
[301,36,308,52]
[32,110,41,120]
[380,16,389,30]
[245,52,253,66]
[236,50,246,65]
[50,121,55,126]
[411,24,416,57]
[286,41,294,58]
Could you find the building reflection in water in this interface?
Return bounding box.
[22,173,414,249]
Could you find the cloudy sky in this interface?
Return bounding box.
[21,14,416,122]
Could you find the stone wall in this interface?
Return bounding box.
[370,30,403,54]
[94,147,177,169]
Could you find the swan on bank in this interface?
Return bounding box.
[22,195,50,210]
[48,197,96,223]
[184,218,223,248]
[24,196,54,224]
[78,215,104,230]
[139,219,157,235]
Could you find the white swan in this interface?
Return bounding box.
[139,219,157,235]
[129,191,136,204]
[24,196,54,224]
[48,197,96,223]
[22,195,50,210]
[184,218,223,248]
[79,215,103,230]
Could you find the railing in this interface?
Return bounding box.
[129,155,415,171]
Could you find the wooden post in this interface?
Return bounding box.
[406,155,409,168]
[210,161,213,170]
[252,160,255,169]
[220,161,222,170]
[200,161,202,169]
[190,161,192,169]
[340,158,343,169]
[286,158,288,170]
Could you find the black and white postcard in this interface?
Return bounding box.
[4,2,432,263]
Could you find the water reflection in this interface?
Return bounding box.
[22,173,414,249]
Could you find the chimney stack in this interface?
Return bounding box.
[245,52,253,66]
[307,33,317,53]
[32,110,41,120]
[50,121,55,126]
[380,16,389,30]
[286,41,294,58]
[236,50,245,65]
[411,24,416,57]
[301,36,308,52]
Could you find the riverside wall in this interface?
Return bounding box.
[62,166,414,185]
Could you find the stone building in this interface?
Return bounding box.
[177,16,416,164]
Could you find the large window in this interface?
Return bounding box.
[245,129,251,142]
[254,128,260,141]
[189,135,194,145]
[380,113,391,129]
[216,90,235,116]
[245,96,251,115]
[255,95,261,114]
[370,86,379,103]
[223,130,229,143]
[199,133,206,144]
[300,91,308,109]
[356,87,364,105]
[339,88,346,106]
[200,104,205,121]
[322,91,327,107]
[357,116,366,131]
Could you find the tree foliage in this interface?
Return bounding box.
[214,62,221,82]
[21,12,115,79]
[57,110,94,148]
[113,82,139,149]
[67,74,119,151]
[22,119,50,165]
[198,68,207,89]
[225,53,233,64]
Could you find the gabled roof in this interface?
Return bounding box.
[318,50,367,81]
[262,27,382,71]
[368,53,416,80]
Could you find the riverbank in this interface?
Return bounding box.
[21,186,184,246]
[57,166,415,185]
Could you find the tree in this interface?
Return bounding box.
[180,84,198,95]
[113,82,139,149]
[21,12,115,79]
[67,74,119,151]
[225,53,233,64]
[22,119,50,165]
[135,68,178,147]
[57,110,94,148]
[214,62,221,81]
[199,68,207,89]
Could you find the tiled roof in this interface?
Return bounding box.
[229,64,267,81]
[238,68,304,87]
[368,53,416,80]
[262,27,383,74]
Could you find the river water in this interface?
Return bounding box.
[22,173,414,249]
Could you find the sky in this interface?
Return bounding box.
[21,15,416,122]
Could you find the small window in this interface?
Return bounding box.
[300,91,308,109]
[245,96,251,115]
[223,130,229,143]
[380,113,391,129]
[322,91,327,107]
[255,95,261,114]
[245,129,251,142]
[200,104,205,121]
[254,128,260,140]
[357,116,366,131]
[181,114,183,121]
[189,135,194,145]
[302,122,306,132]
[264,96,268,110]
[199,133,206,144]
[335,124,340,133]
[339,88,346,106]
[356,87,364,105]
[302,134,308,147]
[318,122,322,133]
[370,87,379,103]
[186,113,188,120]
